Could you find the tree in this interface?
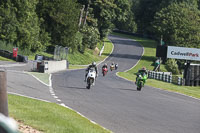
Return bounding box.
[0,0,18,43]
[153,2,200,48]
[91,0,117,39]
[81,25,100,50]
[12,0,42,52]
[135,0,199,35]
[135,0,164,34]
[113,0,137,32]
[36,0,80,52]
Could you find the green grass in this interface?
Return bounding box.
[0,56,14,61]
[68,38,113,65]
[112,32,200,99]
[27,72,50,85]
[8,94,110,133]
[28,52,53,61]
[69,65,86,69]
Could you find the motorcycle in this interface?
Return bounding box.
[136,74,147,91]
[102,67,108,76]
[110,64,115,71]
[115,64,118,70]
[86,68,96,89]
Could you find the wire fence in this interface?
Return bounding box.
[54,45,69,61]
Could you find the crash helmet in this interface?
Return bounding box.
[142,67,146,70]
[92,62,96,66]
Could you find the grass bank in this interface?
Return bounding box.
[8,94,110,133]
[0,56,14,61]
[68,38,113,68]
[112,32,200,99]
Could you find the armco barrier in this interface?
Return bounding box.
[0,49,28,62]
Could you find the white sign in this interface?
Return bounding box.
[167,46,200,61]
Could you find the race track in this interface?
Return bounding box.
[52,35,200,133]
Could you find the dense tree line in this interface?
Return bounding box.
[0,0,134,53]
[133,0,200,48]
[0,0,199,55]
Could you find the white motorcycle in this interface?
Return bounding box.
[86,68,96,89]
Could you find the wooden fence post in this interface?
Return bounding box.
[0,70,8,116]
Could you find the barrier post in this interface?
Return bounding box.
[0,70,8,116]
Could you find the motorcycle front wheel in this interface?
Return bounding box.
[137,81,142,91]
[87,84,91,89]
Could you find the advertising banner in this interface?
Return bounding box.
[167,46,200,61]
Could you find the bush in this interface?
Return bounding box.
[81,25,100,52]
[166,59,180,74]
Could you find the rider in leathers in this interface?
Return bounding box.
[135,67,148,84]
[85,62,98,81]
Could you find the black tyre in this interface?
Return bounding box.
[137,82,142,91]
[87,84,91,89]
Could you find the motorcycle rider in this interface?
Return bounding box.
[85,62,98,81]
[102,63,108,69]
[110,62,115,70]
[135,67,148,84]
[102,63,108,74]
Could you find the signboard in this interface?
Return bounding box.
[167,46,200,61]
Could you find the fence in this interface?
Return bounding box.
[54,46,69,61]
[148,71,184,85]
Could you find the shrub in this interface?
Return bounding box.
[166,59,180,74]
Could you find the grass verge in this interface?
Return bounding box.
[8,94,110,133]
[69,65,86,70]
[27,72,50,86]
[0,56,14,61]
[112,32,200,99]
[68,38,113,65]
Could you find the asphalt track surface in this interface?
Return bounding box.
[52,35,200,133]
[0,61,57,103]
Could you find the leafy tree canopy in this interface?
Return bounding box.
[153,2,200,48]
[37,0,80,52]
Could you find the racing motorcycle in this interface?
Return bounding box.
[102,67,108,76]
[110,64,115,71]
[136,73,147,91]
[86,68,96,89]
[115,63,118,70]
